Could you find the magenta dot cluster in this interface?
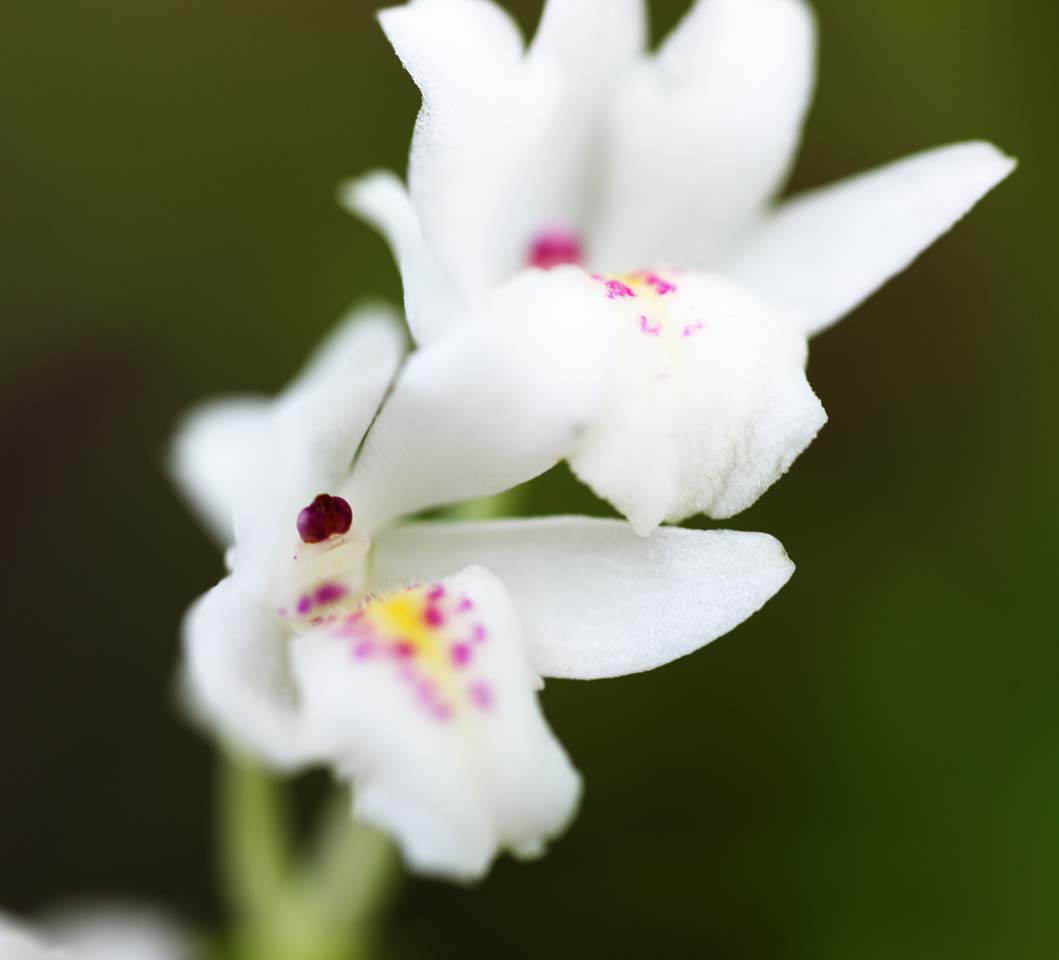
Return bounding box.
[334,583,495,724]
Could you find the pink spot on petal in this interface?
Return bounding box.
[426,584,446,601]
[471,624,487,645]
[353,640,377,660]
[297,595,312,616]
[457,596,474,613]
[451,643,472,667]
[639,314,662,335]
[527,229,583,270]
[393,641,416,660]
[432,702,454,723]
[417,678,437,701]
[423,605,445,628]
[683,321,705,338]
[470,681,493,711]
[602,278,636,299]
[315,583,347,605]
[644,273,677,296]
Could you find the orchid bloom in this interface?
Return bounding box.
[0,907,189,960]
[172,305,794,879]
[347,0,1015,533]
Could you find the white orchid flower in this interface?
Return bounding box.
[346,0,1015,533]
[172,305,795,879]
[0,906,190,960]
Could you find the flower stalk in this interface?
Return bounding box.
[219,751,398,960]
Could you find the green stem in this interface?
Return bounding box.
[218,752,397,960]
[219,748,289,924]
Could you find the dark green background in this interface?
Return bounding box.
[2,1,1055,956]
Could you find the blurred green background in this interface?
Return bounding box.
[1,0,1056,956]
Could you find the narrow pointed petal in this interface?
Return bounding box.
[341,171,461,345]
[371,517,794,680]
[724,141,1017,337]
[345,268,611,531]
[593,0,816,270]
[558,269,825,532]
[182,579,306,770]
[379,0,560,306]
[291,567,581,880]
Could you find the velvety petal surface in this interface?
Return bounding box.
[341,171,461,345]
[724,141,1016,336]
[553,269,825,532]
[182,578,306,770]
[290,566,581,880]
[593,0,816,271]
[371,517,794,680]
[344,268,612,531]
[516,0,647,251]
[379,0,560,305]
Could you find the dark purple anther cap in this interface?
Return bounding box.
[297,494,353,544]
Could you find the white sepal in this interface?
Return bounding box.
[724,141,1017,337]
[372,517,794,679]
[379,0,560,307]
[341,171,461,345]
[593,0,816,270]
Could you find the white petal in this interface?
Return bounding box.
[169,397,268,546]
[290,567,581,880]
[44,907,191,960]
[229,308,403,593]
[380,0,560,306]
[170,306,404,577]
[724,141,1016,337]
[561,269,825,532]
[593,0,816,271]
[0,916,64,960]
[345,268,611,531]
[516,0,646,243]
[372,517,794,680]
[340,171,461,345]
[532,0,646,68]
[273,305,406,487]
[182,578,305,770]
